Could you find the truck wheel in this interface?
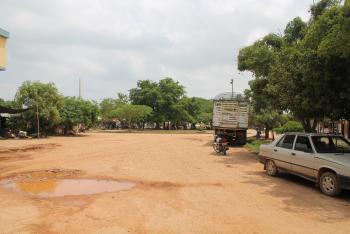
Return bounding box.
[266,160,278,177]
[319,172,341,196]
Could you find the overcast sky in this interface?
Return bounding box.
[0,0,312,101]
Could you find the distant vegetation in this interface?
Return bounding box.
[245,139,272,154]
[274,121,304,134]
[1,78,213,135]
[238,0,350,136]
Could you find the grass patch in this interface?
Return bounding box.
[245,139,272,154]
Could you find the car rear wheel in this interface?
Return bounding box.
[266,160,278,176]
[319,172,341,196]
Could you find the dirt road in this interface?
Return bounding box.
[0,133,349,233]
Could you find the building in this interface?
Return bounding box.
[0,28,9,70]
[339,120,350,139]
[0,106,29,137]
[316,120,350,139]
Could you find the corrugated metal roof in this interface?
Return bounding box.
[0,105,29,114]
[0,28,9,38]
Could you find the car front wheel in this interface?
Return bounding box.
[319,172,341,196]
[266,160,278,176]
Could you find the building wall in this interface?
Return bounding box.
[316,120,349,139]
[0,36,7,70]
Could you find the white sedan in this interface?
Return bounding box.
[259,133,350,196]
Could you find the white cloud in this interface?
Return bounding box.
[0,0,312,101]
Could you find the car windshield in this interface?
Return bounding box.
[311,136,350,154]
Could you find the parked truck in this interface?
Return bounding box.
[212,92,249,145]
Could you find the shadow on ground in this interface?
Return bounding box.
[214,147,350,222]
[214,148,259,166]
[242,170,350,222]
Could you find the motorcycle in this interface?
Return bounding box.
[213,137,229,155]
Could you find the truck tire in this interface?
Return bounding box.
[236,130,247,145]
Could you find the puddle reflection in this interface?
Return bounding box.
[0,179,136,197]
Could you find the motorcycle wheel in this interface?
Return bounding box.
[213,144,221,153]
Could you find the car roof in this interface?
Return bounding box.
[283,132,342,137]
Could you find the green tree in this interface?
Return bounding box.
[179,97,213,129]
[0,98,15,108]
[109,104,152,131]
[59,97,99,133]
[100,93,129,120]
[274,121,304,134]
[15,81,63,134]
[253,109,288,139]
[129,80,163,127]
[238,0,350,132]
[129,78,185,128]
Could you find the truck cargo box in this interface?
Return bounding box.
[213,93,248,129]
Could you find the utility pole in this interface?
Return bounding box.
[230,78,234,98]
[79,78,82,98]
[36,90,40,139]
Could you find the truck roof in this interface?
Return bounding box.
[214,92,246,101]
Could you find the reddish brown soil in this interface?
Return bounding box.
[0,132,349,233]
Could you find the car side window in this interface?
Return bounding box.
[295,136,313,153]
[276,135,295,149]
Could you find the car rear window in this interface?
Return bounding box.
[312,136,350,153]
[276,135,295,149]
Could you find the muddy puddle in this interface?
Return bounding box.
[0,179,136,198]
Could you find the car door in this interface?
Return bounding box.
[272,134,296,170]
[291,135,317,178]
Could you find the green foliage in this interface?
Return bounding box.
[130,78,213,129]
[179,97,213,125]
[284,17,307,44]
[129,80,164,125]
[245,139,272,154]
[100,93,129,120]
[238,0,350,132]
[59,97,99,131]
[0,98,15,108]
[238,34,282,77]
[109,104,152,130]
[253,109,288,137]
[310,0,340,19]
[274,121,304,134]
[15,81,63,133]
[129,78,187,127]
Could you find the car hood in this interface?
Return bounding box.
[317,153,350,167]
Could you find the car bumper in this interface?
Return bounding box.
[339,175,350,190]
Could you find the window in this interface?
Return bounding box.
[276,135,295,149]
[312,136,350,153]
[295,136,313,153]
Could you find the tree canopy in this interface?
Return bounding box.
[59,97,99,133]
[109,104,152,131]
[15,81,63,133]
[238,0,350,132]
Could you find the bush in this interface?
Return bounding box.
[274,121,303,134]
[245,139,272,154]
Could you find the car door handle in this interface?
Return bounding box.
[291,153,296,156]
[274,149,278,152]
